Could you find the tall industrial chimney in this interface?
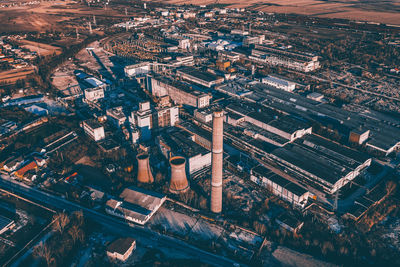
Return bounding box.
[169,156,189,194]
[136,154,154,183]
[211,110,224,213]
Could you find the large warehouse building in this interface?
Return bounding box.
[106,186,166,225]
[270,134,371,195]
[251,165,310,208]
[177,66,224,88]
[249,45,320,72]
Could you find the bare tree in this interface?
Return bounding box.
[264,198,270,210]
[199,196,207,210]
[68,224,85,244]
[340,246,349,256]
[53,213,70,234]
[155,172,164,183]
[253,221,267,235]
[386,181,397,197]
[34,241,55,266]
[73,210,84,227]
[180,190,195,205]
[321,241,334,255]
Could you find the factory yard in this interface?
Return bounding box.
[51,62,82,96]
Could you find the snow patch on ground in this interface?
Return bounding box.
[149,207,197,236]
[272,246,337,267]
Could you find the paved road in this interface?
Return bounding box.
[0,175,241,267]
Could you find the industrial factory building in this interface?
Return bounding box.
[251,165,309,208]
[105,186,166,225]
[158,128,211,174]
[194,105,227,124]
[84,86,105,102]
[154,99,179,128]
[218,50,241,62]
[176,67,224,88]
[261,75,296,92]
[249,83,400,156]
[270,134,371,195]
[149,75,211,108]
[124,62,151,78]
[249,45,320,72]
[226,102,312,143]
[81,119,105,142]
[179,121,213,150]
[106,106,127,128]
[106,237,136,262]
[129,101,179,141]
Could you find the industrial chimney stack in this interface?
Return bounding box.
[169,156,189,194]
[136,154,154,183]
[210,110,224,213]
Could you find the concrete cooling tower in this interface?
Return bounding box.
[169,156,189,194]
[136,153,154,183]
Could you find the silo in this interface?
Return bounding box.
[136,154,154,183]
[211,110,224,213]
[169,156,189,194]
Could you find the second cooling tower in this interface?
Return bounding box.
[169,156,189,194]
[136,154,154,183]
[211,110,224,213]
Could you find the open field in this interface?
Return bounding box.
[0,0,132,32]
[16,39,63,56]
[157,0,400,25]
[0,67,35,84]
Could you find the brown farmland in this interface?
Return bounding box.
[0,67,35,84]
[0,0,132,33]
[155,0,400,25]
